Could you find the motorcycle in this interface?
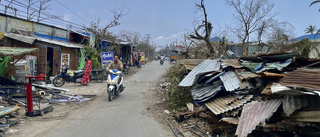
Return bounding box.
[52,65,85,87]
[160,59,164,65]
[107,69,124,101]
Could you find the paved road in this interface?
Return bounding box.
[40,61,172,137]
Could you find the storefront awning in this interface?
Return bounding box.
[2,33,84,49]
[3,33,36,44]
[0,47,37,56]
[36,38,84,49]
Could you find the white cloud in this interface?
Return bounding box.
[63,14,73,21]
[154,31,185,47]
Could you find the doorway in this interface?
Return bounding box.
[47,47,54,79]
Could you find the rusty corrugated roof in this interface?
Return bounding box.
[180,59,206,70]
[205,94,253,115]
[235,99,283,137]
[179,59,221,87]
[283,95,308,116]
[279,68,320,90]
[221,59,242,68]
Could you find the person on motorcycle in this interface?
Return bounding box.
[106,55,123,72]
[160,54,165,61]
[106,55,123,84]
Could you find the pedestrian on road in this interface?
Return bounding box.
[80,56,92,86]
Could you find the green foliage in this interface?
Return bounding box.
[84,47,102,70]
[165,64,193,110]
[91,56,101,70]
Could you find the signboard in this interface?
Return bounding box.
[60,53,70,71]
[90,33,95,48]
[139,52,145,63]
[101,52,113,68]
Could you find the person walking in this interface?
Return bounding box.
[80,56,92,86]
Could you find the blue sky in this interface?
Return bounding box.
[2,0,320,48]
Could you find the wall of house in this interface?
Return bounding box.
[61,47,78,70]
[309,42,320,59]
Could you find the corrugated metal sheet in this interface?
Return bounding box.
[205,94,253,115]
[191,82,221,104]
[235,99,283,137]
[36,38,83,49]
[283,95,308,116]
[255,58,292,73]
[279,68,320,90]
[235,69,260,80]
[180,59,206,70]
[3,33,36,44]
[0,47,37,56]
[271,83,320,96]
[219,70,249,91]
[220,50,237,59]
[221,59,242,68]
[179,59,221,87]
[282,110,320,123]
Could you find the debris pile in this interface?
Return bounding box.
[0,77,93,134]
[175,51,320,137]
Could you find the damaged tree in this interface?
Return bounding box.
[190,0,216,58]
[86,7,127,50]
[226,0,280,56]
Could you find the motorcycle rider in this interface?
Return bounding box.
[106,55,123,84]
[160,54,165,62]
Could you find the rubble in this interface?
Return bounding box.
[0,77,94,134]
[169,50,320,136]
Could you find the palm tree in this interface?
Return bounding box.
[305,25,317,34]
[310,0,320,11]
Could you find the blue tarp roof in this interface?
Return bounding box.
[210,36,223,42]
[289,34,320,42]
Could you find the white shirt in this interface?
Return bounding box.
[160,56,165,60]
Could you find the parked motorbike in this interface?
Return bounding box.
[52,65,85,87]
[107,69,124,101]
[160,59,164,65]
[122,62,129,75]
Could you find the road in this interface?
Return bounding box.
[8,61,172,137]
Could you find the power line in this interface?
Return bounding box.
[53,0,90,23]
[2,0,86,28]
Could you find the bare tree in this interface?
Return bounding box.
[37,0,51,22]
[4,0,14,14]
[226,0,276,55]
[190,0,215,58]
[86,7,128,48]
[26,0,38,20]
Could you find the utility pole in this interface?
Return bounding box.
[145,34,151,62]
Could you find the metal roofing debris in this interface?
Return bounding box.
[279,68,320,90]
[283,95,308,116]
[190,83,222,104]
[179,59,221,87]
[0,47,38,56]
[235,99,283,137]
[180,59,206,70]
[271,83,320,96]
[220,50,236,59]
[221,59,242,68]
[219,70,249,92]
[258,52,300,62]
[282,110,320,123]
[255,58,292,73]
[235,69,260,80]
[220,117,239,125]
[205,94,253,115]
